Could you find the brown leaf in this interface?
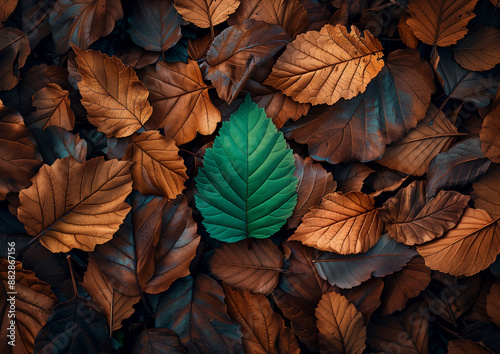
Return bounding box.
[265,24,384,105]
[0,27,30,91]
[223,284,300,353]
[0,259,57,354]
[73,46,152,138]
[366,166,408,198]
[209,238,283,295]
[27,83,75,130]
[448,340,491,354]
[0,102,42,200]
[379,181,470,245]
[331,163,373,193]
[407,0,477,47]
[133,328,186,353]
[174,0,240,28]
[49,0,123,54]
[398,14,419,50]
[367,302,429,354]
[472,165,500,219]
[417,207,500,276]
[379,257,431,316]
[82,260,140,334]
[123,131,188,198]
[203,19,290,103]
[187,32,218,61]
[453,26,500,71]
[140,60,220,145]
[486,281,500,327]
[0,0,17,22]
[480,104,500,163]
[316,292,366,354]
[288,155,336,228]
[377,104,464,176]
[290,192,383,254]
[17,156,133,253]
[335,277,384,324]
[228,0,309,38]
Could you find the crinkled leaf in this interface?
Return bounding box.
[174,0,240,28]
[17,156,133,253]
[195,95,297,242]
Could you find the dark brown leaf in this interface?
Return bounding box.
[480,103,500,163]
[0,27,30,91]
[472,165,500,219]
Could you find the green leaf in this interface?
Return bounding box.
[195,94,298,242]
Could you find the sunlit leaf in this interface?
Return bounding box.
[174,0,240,28]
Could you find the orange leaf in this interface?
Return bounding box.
[73,45,152,138]
[472,165,500,219]
[209,238,283,295]
[417,208,500,276]
[0,27,30,91]
[290,192,383,254]
[480,104,500,163]
[0,0,17,23]
[174,0,240,28]
[407,0,477,47]
[453,27,500,71]
[140,60,220,145]
[264,24,384,105]
[223,285,300,353]
[0,259,57,354]
[486,281,500,327]
[398,14,418,50]
[0,102,42,200]
[17,156,133,253]
[316,292,366,354]
[28,83,75,130]
[123,131,188,198]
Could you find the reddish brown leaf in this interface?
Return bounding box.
[0,102,42,200]
[187,32,216,61]
[486,281,500,327]
[17,156,133,253]
[290,192,383,254]
[28,83,75,130]
[0,0,17,22]
[379,181,470,245]
[209,238,283,295]
[73,46,153,138]
[398,14,419,50]
[174,0,240,28]
[288,155,336,228]
[472,165,500,219]
[366,166,408,198]
[448,340,491,354]
[379,257,431,316]
[123,131,188,198]
[335,277,384,324]
[0,27,30,91]
[140,60,220,145]
[0,259,57,354]
[223,284,299,353]
[133,328,186,353]
[480,104,500,163]
[417,208,500,276]
[453,26,500,71]
[316,292,366,354]
[81,259,140,334]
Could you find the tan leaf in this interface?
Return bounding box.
[316,292,366,354]
[0,259,57,354]
[0,0,17,23]
[480,104,500,163]
[289,155,336,228]
[407,0,477,47]
[290,192,383,254]
[448,340,491,354]
[486,281,500,327]
[472,165,500,219]
[17,156,133,253]
[379,257,431,316]
[379,181,470,245]
[0,102,42,200]
[73,45,152,137]
[82,260,140,333]
[223,285,300,353]
[0,27,30,91]
[417,208,500,276]
[174,0,240,28]
[453,27,500,71]
[209,238,283,295]
[228,0,309,38]
[264,24,384,105]
[140,60,220,145]
[377,104,465,176]
[123,131,188,198]
[28,83,75,130]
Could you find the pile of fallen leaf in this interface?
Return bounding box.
[1,0,500,353]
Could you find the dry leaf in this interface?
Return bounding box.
[28,83,75,130]
[0,0,17,22]
[17,156,132,253]
[398,14,418,49]
[486,281,500,327]
[331,163,373,193]
[265,24,384,105]
[73,46,152,138]
[0,27,30,91]
[174,0,240,28]
[209,238,283,295]
[123,131,188,199]
[448,340,491,354]
[453,26,500,71]
[316,292,366,354]
[290,192,383,254]
[480,104,500,163]
[407,0,477,47]
[472,165,500,219]
[417,207,500,276]
[140,60,220,145]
